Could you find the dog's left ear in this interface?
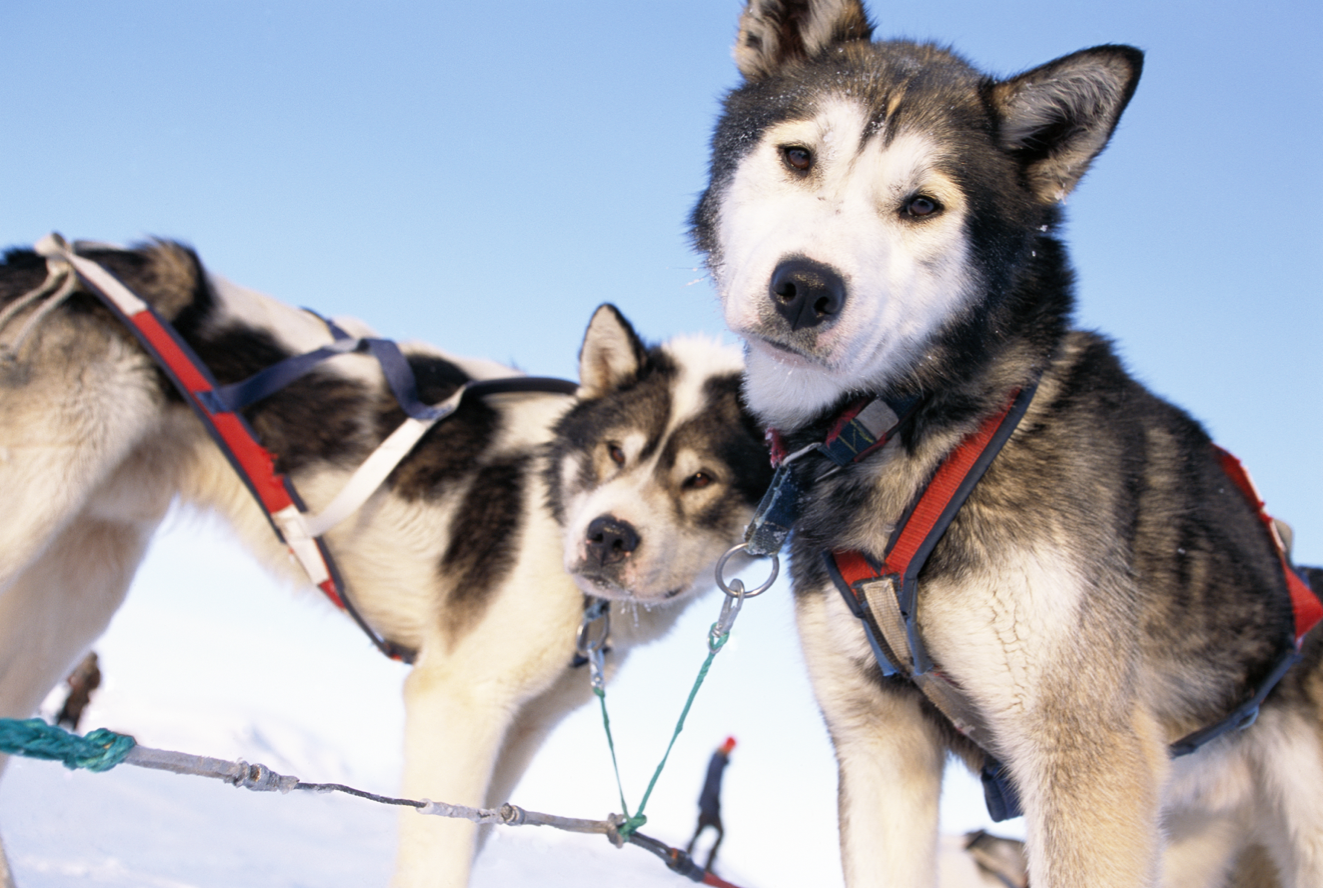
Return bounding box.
[578,304,647,399]
[734,0,874,81]
[988,45,1143,203]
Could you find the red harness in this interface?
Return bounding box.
[1213,446,1322,646]
[822,386,1320,811]
[778,380,1320,819]
[41,237,578,664]
[827,386,1037,676]
[47,241,412,660]
[829,432,1321,671]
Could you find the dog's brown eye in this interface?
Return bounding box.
[685,471,714,490]
[904,195,942,218]
[608,444,626,466]
[781,146,813,173]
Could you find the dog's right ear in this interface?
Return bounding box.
[734,0,873,81]
[988,45,1144,203]
[578,304,646,399]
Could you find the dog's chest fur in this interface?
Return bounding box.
[782,329,1297,740]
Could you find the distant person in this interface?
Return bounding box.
[686,735,736,871]
[55,651,101,731]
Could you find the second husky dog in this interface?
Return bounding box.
[692,2,1322,886]
[0,240,771,888]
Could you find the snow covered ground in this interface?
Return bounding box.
[2,756,994,888]
[1,753,711,888]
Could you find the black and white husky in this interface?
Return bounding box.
[0,240,771,887]
[692,2,1323,886]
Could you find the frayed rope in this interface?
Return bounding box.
[0,718,136,772]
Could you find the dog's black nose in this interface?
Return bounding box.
[585,516,640,566]
[769,257,846,330]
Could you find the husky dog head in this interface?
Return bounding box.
[547,305,772,604]
[692,0,1142,430]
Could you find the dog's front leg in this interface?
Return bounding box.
[392,656,515,888]
[797,589,948,887]
[836,702,947,887]
[1010,702,1168,887]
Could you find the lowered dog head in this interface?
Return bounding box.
[692,0,1142,430]
[547,304,772,605]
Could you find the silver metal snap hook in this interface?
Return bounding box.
[575,599,611,691]
[709,578,746,651]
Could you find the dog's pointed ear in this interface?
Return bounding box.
[988,45,1143,203]
[578,304,647,399]
[734,0,873,81]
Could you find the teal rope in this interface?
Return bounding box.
[594,686,637,830]
[0,718,136,772]
[598,625,730,841]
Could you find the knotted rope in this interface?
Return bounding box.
[0,718,135,772]
[0,717,747,886]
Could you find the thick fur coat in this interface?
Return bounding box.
[691,2,1323,886]
[0,242,771,888]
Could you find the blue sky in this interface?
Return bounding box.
[4,2,1320,885]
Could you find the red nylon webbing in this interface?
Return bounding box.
[60,250,413,661]
[1214,446,1322,644]
[829,399,1017,594]
[129,310,297,516]
[317,577,346,610]
[832,548,879,589]
[884,401,1014,578]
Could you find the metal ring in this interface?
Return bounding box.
[715,543,779,599]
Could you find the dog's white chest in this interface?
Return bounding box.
[920,550,1085,717]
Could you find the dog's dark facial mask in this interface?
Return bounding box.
[545,304,771,604]
[691,0,1141,431]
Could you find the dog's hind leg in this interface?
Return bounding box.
[0,513,155,721]
[1159,808,1251,888]
[0,512,157,886]
[1246,708,1323,888]
[0,839,13,888]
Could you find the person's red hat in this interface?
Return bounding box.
[720,736,737,754]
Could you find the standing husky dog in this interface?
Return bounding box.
[692,2,1323,886]
[0,240,770,888]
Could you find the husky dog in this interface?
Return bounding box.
[0,240,771,888]
[692,2,1322,886]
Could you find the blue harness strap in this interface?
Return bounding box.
[209,315,579,418]
[43,239,578,664]
[205,337,360,413]
[745,394,921,557]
